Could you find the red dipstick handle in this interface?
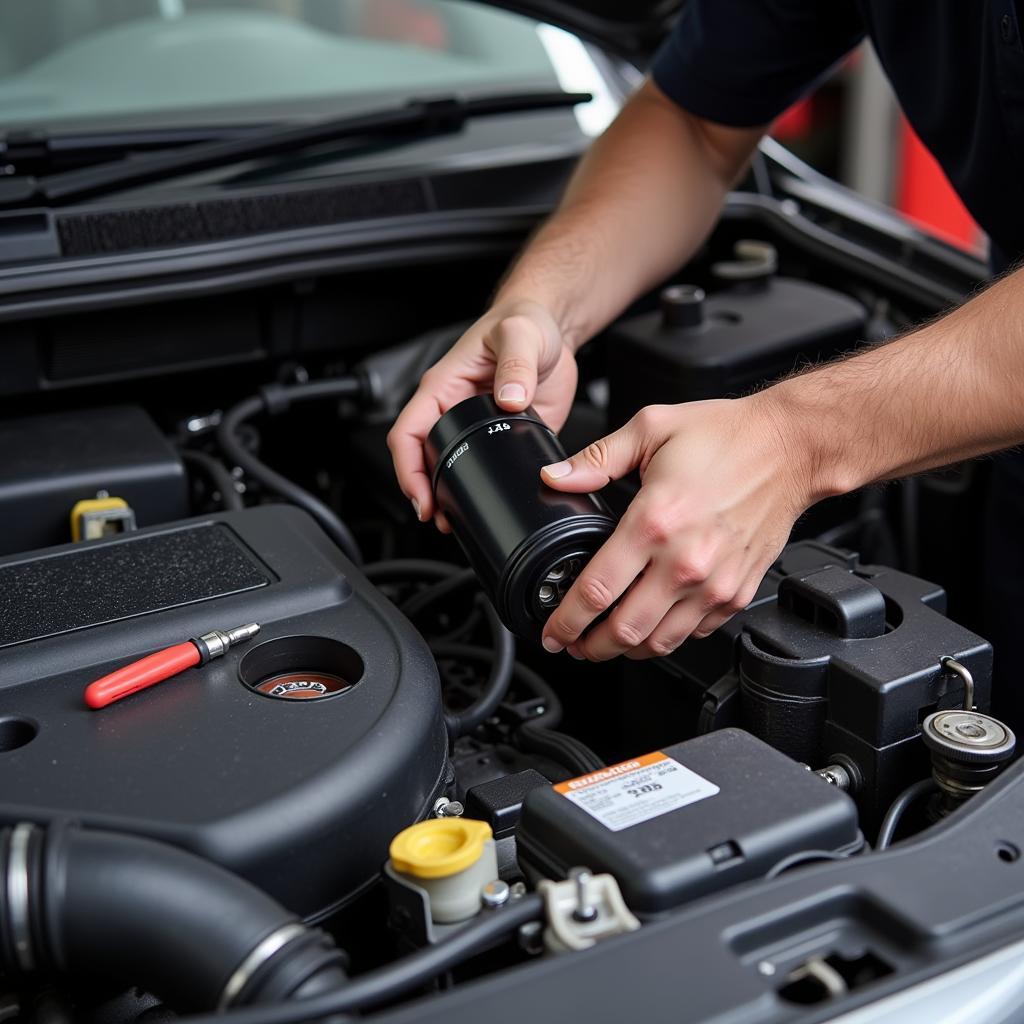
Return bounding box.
[84,623,260,710]
[84,642,201,709]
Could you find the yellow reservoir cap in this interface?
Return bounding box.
[70,495,134,542]
[389,818,493,879]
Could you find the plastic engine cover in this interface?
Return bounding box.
[0,506,448,919]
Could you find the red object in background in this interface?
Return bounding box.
[773,98,813,141]
[361,0,447,49]
[895,118,980,249]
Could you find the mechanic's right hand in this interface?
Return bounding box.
[388,299,578,530]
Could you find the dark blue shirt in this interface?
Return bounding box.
[651,1,1024,269]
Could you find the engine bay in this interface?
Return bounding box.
[0,198,1019,1023]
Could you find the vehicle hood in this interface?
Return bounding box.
[481,1,682,61]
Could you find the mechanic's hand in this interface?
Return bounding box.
[539,396,808,659]
[388,299,578,530]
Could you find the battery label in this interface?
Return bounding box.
[553,751,719,832]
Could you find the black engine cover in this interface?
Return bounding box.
[0,506,448,919]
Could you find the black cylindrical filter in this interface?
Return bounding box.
[425,395,616,640]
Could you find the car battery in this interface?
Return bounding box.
[517,729,862,916]
[606,261,867,428]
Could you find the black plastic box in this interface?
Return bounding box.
[616,542,992,832]
[517,729,862,915]
[0,404,187,555]
[606,276,866,428]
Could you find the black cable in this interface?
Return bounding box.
[362,559,462,584]
[515,724,604,776]
[876,778,936,850]
[430,606,515,740]
[401,568,477,620]
[508,660,564,729]
[217,379,364,564]
[508,662,604,774]
[366,561,515,739]
[180,449,244,511]
[181,894,543,1024]
[765,848,852,880]
[430,643,601,773]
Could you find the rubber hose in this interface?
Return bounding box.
[516,723,604,776]
[0,824,346,1014]
[401,568,477,620]
[217,380,363,564]
[180,449,244,511]
[362,559,462,584]
[181,894,543,1024]
[507,660,564,729]
[503,662,604,773]
[431,608,515,740]
[876,778,937,850]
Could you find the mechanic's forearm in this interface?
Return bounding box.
[768,267,1024,502]
[494,80,764,349]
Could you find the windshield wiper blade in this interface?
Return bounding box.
[0,91,591,209]
[0,123,280,177]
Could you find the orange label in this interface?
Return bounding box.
[554,751,669,794]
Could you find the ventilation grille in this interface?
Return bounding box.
[57,178,430,257]
[0,524,273,648]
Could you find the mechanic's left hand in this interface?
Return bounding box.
[539,395,810,660]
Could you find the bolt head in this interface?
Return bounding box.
[481,880,511,908]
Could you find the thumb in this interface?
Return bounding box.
[541,414,653,493]
[488,314,544,412]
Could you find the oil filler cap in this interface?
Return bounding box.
[922,710,1016,765]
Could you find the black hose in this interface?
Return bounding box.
[765,848,852,880]
[508,662,604,774]
[362,559,462,585]
[182,894,543,1024]
[0,824,346,1014]
[430,641,600,772]
[365,561,516,740]
[516,723,605,776]
[217,378,364,564]
[876,778,936,850]
[401,568,477,620]
[180,449,244,511]
[431,603,515,740]
[508,660,564,729]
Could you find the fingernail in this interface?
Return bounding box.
[541,636,564,654]
[498,383,526,405]
[543,460,572,479]
[567,645,585,661]
[411,498,422,521]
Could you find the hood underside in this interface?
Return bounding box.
[481,1,682,61]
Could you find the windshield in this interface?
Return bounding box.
[0,1,563,133]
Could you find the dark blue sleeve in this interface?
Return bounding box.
[651,0,865,127]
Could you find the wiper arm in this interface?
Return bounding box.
[0,91,590,209]
[0,123,280,177]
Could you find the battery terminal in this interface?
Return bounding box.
[538,868,639,953]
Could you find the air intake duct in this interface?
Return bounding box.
[0,823,347,1013]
